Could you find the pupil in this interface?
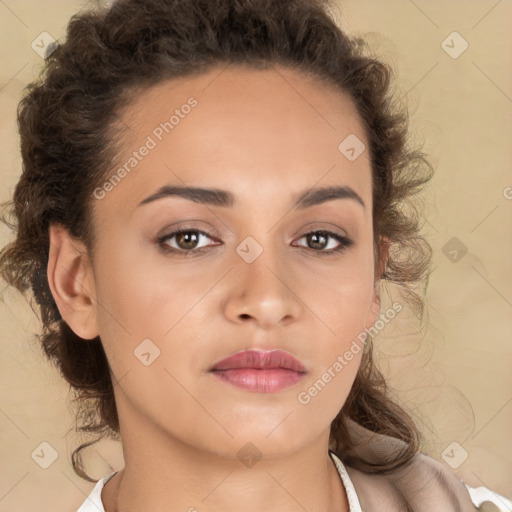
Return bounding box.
[310,232,326,249]
[178,232,198,249]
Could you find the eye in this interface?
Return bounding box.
[293,230,353,254]
[157,228,219,255]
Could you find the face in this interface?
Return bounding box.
[54,65,384,460]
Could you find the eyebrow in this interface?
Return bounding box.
[138,184,365,210]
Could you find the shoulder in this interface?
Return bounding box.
[345,452,478,512]
[389,452,478,511]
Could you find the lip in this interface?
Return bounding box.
[209,349,307,393]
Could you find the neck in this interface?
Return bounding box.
[101,411,349,512]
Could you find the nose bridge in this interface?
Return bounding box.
[239,237,283,291]
[226,229,302,327]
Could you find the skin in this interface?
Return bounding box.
[47,65,476,511]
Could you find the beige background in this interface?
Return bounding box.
[0,0,511,510]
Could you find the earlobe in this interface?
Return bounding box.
[47,224,99,340]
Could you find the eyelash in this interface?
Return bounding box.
[156,227,354,257]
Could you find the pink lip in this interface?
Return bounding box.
[209,349,307,393]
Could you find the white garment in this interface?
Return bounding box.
[76,453,512,512]
[329,451,363,511]
[77,470,115,512]
[465,485,512,511]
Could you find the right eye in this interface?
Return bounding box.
[157,228,220,255]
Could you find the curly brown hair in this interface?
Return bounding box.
[0,0,433,482]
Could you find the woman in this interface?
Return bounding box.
[0,0,509,510]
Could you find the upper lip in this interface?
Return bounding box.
[209,349,307,372]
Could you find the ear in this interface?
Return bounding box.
[365,236,389,328]
[47,223,99,340]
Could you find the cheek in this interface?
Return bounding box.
[297,351,362,419]
[89,235,164,376]
[92,236,175,335]
[298,255,376,341]
[294,256,373,406]
[90,235,224,386]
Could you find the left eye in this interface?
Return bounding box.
[293,230,352,253]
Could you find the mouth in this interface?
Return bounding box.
[208,349,307,393]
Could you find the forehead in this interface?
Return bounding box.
[122,64,366,142]
[102,64,371,214]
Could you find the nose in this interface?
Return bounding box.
[223,241,303,330]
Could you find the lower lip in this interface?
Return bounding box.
[210,368,305,393]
